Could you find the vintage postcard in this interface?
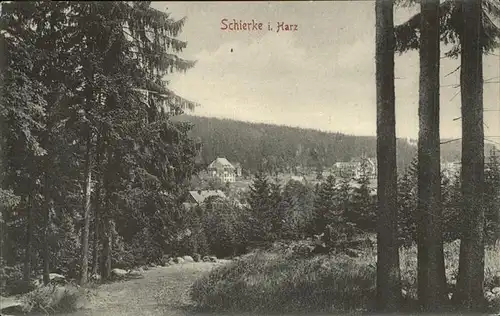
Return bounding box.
[1,1,499,315]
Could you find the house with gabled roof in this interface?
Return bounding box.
[207,157,241,183]
[333,155,377,179]
[183,189,227,209]
[187,189,227,204]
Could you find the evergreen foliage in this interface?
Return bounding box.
[0,1,199,287]
[175,115,491,175]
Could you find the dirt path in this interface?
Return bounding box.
[67,262,225,316]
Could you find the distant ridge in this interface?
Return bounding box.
[173,114,494,173]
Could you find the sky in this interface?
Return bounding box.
[152,1,500,141]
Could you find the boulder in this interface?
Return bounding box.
[34,273,66,286]
[90,273,101,282]
[49,273,66,282]
[174,257,185,264]
[202,256,210,262]
[492,287,500,295]
[128,270,142,277]
[485,290,495,303]
[27,285,79,311]
[111,268,128,278]
[182,255,194,263]
[193,253,202,262]
[208,256,217,263]
[168,258,176,265]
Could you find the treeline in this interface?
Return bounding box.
[0,1,200,293]
[174,115,494,174]
[181,155,500,259]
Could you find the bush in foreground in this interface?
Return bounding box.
[19,284,85,314]
[190,250,376,313]
[190,240,500,313]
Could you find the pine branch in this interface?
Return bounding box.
[395,0,500,54]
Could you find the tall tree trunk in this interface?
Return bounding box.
[455,0,485,310]
[80,134,93,285]
[417,0,447,311]
[375,0,401,311]
[23,194,33,281]
[101,146,113,281]
[42,12,58,288]
[101,214,112,281]
[91,178,101,277]
[42,171,51,285]
[92,134,102,277]
[1,208,9,265]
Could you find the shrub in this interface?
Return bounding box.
[190,240,500,314]
[20,284,83,314]
[0,263,35,296]
[485,243,500,289]
[190,249,377,313]
[182,201,252,259]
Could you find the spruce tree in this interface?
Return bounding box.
[417,0,448,308]
[455,1,486,308]
[248,171,272,241]
[313,175,338,234]
[350,163,376,232]
[441,168,462,242]
[281,180,315,239]
[397,157,418,247]
[337,175,352,216]
[268,182,284,240]
[375,0,402,309]
[1,1,199,284]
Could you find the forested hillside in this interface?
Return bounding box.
[175,115,490,173]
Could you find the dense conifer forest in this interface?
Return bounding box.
[175,114,494,173]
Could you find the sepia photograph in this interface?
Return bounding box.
[0,1,499,315]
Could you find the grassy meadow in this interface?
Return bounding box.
[189,240,500,314]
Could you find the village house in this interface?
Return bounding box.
[183,189,227,209]
[333,161,360,178]
[233,162,243,177]
[207,157,241,183]
[333,156,377,179]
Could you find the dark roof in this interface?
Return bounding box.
[188,190,227,204]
